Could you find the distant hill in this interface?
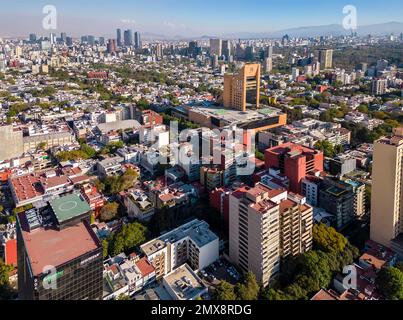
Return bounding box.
[222,22,403,39]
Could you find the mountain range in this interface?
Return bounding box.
[142,22,403,40]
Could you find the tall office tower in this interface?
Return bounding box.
[50,33,56,45]
[155,44,163,60]
[134,32,142,49]
[265,143,324,194]
[371,78,388,95]
[17,195,103,300]
[66,37,73,46]
[245,46,254,61]
[223,63,261,112]
[210,38,222,57]
[117,28,122,47]
[99,37,105,46]
[229,183,281,286]
[107,39,117,54]
[60,32,67,43]
[87,35,95,46]
[221,40,231,60]
[318,49,333,70]
[81,36,88,44]
[370,128,403,257]
[29,33,37,43]
[188,41,197,57]
[266,45,273,58]
[264,57,273,74]
[124,29,133,46]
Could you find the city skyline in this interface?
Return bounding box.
[1,0,403,38]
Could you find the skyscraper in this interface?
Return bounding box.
[117,28,122,47]
[124,29,133,46]
[223,63,261,111]
[266,45,273,58]
[66,37,73,46]
[221,40,231,60]
[210,38,222,57]
[134,32,142,49]
[318,49,333,70]
[107,39,117,54]
[370,127,403,257]
[87,35,95,46]
[29,34,37,43]
[60,32,67,43]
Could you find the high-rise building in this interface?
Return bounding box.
[107,39,117,54]
[370,128,403,257]
[371,78,387,95]
[117,29,122,47]
[87,35,95,46]
[264,57,273,74]
[99,37,105,46]
[155,44,163,60]
[292,67,300,80]
[266,45,273,58]
[210,38,222,57]
[29,33,37,43]
[221,40,231,60]
[124,29,133,46]
[66,37,73,46]
[17,194,103,300]
[223,63,261,112]
[60,32,67,43]
[318,49,333,70]
[134,32,142,49]
[229,183,313,286]
[81,36,88,44]
[265,142,324,194]
[229,183,281,286]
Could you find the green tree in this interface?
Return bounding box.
[376,267,403,300]
[314,140,335,158]
[100,202,119,222]
[235,272,260,300]
[102,239,109,259]
[313,224,348,252]
[214,281,237,300]
[109,222,148,256]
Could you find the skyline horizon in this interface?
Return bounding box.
[2,20,403,41]
[1,0,403,39]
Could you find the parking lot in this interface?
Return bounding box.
[198,257,242,287]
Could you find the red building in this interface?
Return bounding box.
[81,184,105,216]
[265,143,323,194]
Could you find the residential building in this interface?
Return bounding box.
[140,219,219,279]
[370,128,403,257]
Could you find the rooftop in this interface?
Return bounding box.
[18,213,100,276]
[163,264,207,300]
[50,193,91,224]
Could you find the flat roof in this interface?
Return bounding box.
[19,214,100,276]
[163,264,207,300]
[50,193,91,224]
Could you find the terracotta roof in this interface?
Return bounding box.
[5,239,17,267]
[136,257,155,277]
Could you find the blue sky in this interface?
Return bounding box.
[1,0,402,37]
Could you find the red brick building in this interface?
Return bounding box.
[265,143,323,194]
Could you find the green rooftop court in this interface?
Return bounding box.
[50,193,91,224]
[258,107,277,115]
